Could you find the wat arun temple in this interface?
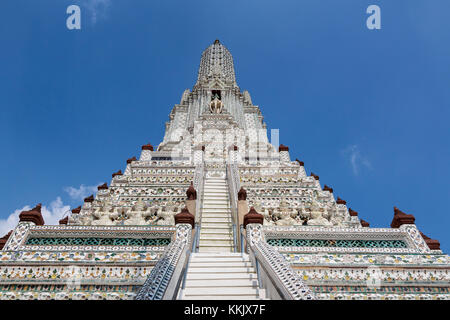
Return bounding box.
[0,40,448,300]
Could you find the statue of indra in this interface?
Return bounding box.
[209,93,223,114]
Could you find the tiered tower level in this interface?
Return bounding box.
[0,40,448,300]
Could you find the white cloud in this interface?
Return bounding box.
[82,0,112,24]
[64,184,99,201]
[342,145,372,175]
[0,198,71,236]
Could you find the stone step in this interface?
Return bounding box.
[203,192,228,196]
[187,267,255,274]
[185,279,258,288]
[202,208,232,212]
[202,196,228,201]
[202,201,230,206]
[200,229,232,235]
[204,185,228,188]
[202,203,230,208]
[199,239,234,246]
[198,246,233,253]
[201,215,232,219]
[183,295,260,300]
[189,262,252,268]
[183,287,259,296]
[190,257,250,263]
[202,214,233,220]
[202,222,233,231]
[192,253,248,258]
[186,273,257,280]
[202,209,231,217]
[199,232,233,238]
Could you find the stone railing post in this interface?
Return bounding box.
[3,204,44,251]
[185,182,197,220]
[244,207,315,300]
[135,209,193,300]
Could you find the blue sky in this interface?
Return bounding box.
[0,0,449,252]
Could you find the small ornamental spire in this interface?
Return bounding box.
[84,195,94,203]
[71,206,81,214]
[295,159,304,166]
[112,170,123,178]
[419,232,441,250]
[186,182,197,200]
[238,187,247,201]
[360,219,370,227]
[97,183,108,190]
[323,185,333,193]
[336,197,346,205]
[174,207,195,228]
[59,216,68,225]
[19,203,45,225]
[141,143,154,151]
[243,207,264,229]
[0,230,13,250]
[348,208,358,216]
[391,206,415,228]
[310,173,319,180]
[127,156,137,164]
[278,144,289,152]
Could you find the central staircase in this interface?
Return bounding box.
[178,172,265,300]
[198,176,234,253]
